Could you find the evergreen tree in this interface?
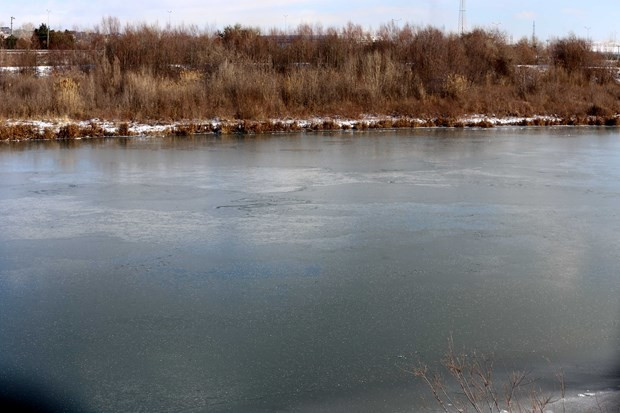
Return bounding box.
[32,23,50,49]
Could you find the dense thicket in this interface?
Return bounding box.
[0,20,618,121]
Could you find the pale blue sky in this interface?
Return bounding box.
[2,0,618,42]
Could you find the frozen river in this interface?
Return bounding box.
[0,128,619,411]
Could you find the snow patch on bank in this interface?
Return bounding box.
[2,113,618,141]
[462,114,563,125]
[0,66,54,76]
[547,389,620,413]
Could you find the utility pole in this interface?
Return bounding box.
[10,16,15,36]
[532,21,537,63]
[392,18,402,39]
[46,9,51,49]
[584,26,591,41]
[284,14,288,34]
[168,10,172,28]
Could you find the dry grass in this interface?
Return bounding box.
[0,22,618,134]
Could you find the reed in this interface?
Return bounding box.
[0,22,618,125]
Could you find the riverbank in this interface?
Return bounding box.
[2,113,619,141]
[3,26,620,140]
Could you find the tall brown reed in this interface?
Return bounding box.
[0,22,618,121]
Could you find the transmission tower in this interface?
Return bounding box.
[458,0,466,35]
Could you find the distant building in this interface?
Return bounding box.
[72,31,90,41]
[0,26,11,37]
[592,41,620,56]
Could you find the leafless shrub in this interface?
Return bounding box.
[57,124,80,139]
[586,104,611,117]
[42,127,56,139]
[411,339,557,413]
[0,22,618,122]
[443,74,469,99]
[117,122,131,136]
[0,124,41,140]
[79,121,106,137]
[392,118,416,128]
[512,38,538,65]
[549,36,600,77]
[375,119,394,128]
[514,66,543,97]
[174,123,197,136]
[476,119,495,128]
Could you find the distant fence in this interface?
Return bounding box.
[0,49,102,67]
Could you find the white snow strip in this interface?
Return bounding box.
[1,113,617,140]
[0,66,54,76]
[461,114,563,125]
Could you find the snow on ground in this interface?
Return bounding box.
[461,114,563,125]
[127,122,172,134]
[0,66,54,76]
[548,388,620,413]
[1,113,618,141]
[3,118,168,136]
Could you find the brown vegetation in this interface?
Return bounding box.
[410,340,563,413]
[1,20,619,136]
